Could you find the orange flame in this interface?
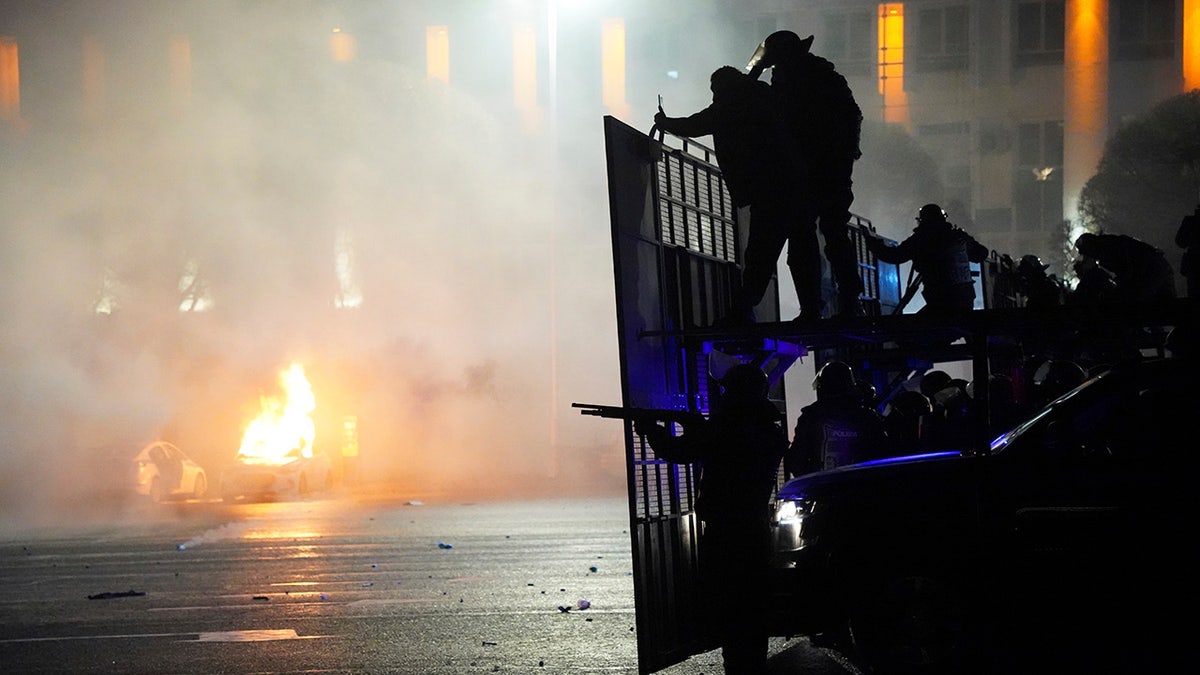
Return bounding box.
[237,363,316,466]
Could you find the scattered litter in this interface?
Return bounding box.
[585,618,593,622]
[577,599,591,610]
[588,566,598,573]
[176,544,187,551]
[482,640,498,647]
[407,500,424,506]
[437,541,454,549]
[557,605,571,613]
[252,596,270,601]
[371,564,378,568]
[319,594,329,601]
[87,590,145,600]
[362,582,374,588]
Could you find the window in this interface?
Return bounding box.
[1014,121,1064,229]
[822,9,875,74]
[1113,0,1176,60]
[912,4,969,71]
[1014,0,1065,66]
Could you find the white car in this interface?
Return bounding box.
[133,441,208,502]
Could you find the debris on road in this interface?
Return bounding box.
[87,590,146,600]
[437,541,454,549]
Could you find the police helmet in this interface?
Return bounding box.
[1017,254,1048,276]
[917,203,949,226]
[1035,360,1087,396]
[1074,232,1100,256]
[746,30,814,71]
[885,390,933,417]
[719,364,768,401]
[918,370,952,399]
[813,360,857,396]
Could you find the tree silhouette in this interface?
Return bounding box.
[1078,90,1200,255]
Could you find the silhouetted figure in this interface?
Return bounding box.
[786,361,888,477]
[1016,254,1066,309]
[747,30,866,318]
[969,373,1027,438]
[1177,205,1199,298]
[867,204,990,316]
[917,369,952,401]
[654,66,814,325]
[1030,359,1088,409]
[882,389,933,457]
[1073,232,1176,301]
[634,364,786,674]
[926,378,973,452]
[1067,256,1120,306]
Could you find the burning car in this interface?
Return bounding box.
[219,450,333,502]
[133,441,208,502]
[219,363,335,502]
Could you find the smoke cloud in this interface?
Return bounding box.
[1,2,951,529]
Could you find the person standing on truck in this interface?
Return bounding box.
[633,364,786,674]
[786,360,888,477]
[866,203,990,316]
[654,66,819,326]
[747,30,867,318]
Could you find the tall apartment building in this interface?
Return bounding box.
[729,0,1198,268]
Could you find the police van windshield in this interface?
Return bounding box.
[988,375,1101,454]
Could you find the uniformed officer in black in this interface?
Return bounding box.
[635,364,786,674]
[654,66,816,325]
[867,203,990,316]
[786,360,888,477]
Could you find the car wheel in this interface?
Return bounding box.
[193,474,207,499]
[847,567,970,675]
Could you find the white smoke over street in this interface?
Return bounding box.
[0,1,955,527]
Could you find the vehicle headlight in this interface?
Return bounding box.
[772,497,818,556]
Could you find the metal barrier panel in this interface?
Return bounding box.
[604,115,775,673]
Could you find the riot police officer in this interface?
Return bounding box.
[786,360,888,477]
[634,364,786,674]
[867,203,990,316]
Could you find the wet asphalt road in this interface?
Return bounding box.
[0,493,853,674]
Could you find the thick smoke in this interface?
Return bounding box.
[1,2,956,529]
[0,1,630,528]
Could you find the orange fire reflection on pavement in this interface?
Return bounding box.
[237,363,317,466]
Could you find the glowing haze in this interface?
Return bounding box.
[0,1,940,527]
